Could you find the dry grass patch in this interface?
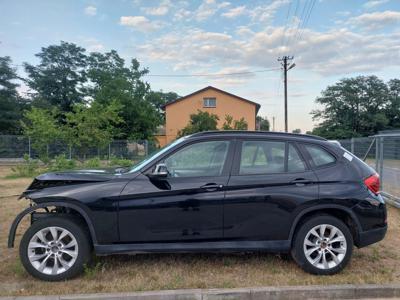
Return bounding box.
[0,166,399,296]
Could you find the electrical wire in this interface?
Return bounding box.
[143,68,281,78]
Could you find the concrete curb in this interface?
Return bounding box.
[2,284,400,300]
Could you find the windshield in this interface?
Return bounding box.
[128,137,187,173]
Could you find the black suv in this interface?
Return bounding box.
[9,131,387,281]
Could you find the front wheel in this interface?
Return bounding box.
[19,216,91,281]
[291,215,353,275]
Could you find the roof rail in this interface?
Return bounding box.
[190,130,326,141]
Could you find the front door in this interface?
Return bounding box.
[224,139,318,241]
[119,139,234,243]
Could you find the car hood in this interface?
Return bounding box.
[22,168,127,197]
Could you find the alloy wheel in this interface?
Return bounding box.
[303,224,347,270]
[27,226,79,275]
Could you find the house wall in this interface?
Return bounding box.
[164,89,257,144]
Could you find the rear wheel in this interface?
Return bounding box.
[291,215,353,275]
[20,216,91,281]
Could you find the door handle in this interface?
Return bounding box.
[290,178,312,186]
[200,183,223,191]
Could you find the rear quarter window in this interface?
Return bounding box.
[304,144,336,167]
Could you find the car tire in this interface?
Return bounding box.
[291,215,353,275]
[19,216,91,281]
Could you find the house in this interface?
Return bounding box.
[155,86,261,147]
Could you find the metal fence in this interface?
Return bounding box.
[339,132,400,207]
[0,135,158,162]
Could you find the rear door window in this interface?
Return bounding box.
[304,144,336,167]
[288,143,306,172]
[239,141,285,175]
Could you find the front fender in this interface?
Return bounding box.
[8,201,98,248]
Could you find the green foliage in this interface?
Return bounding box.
[256,116,270,131]
[311,76,396,139]
[108,156,132,167]
[10,154,40,178]
[145,90,180,121]
[47,154,76,171]
[84,157,101,168]
[83,262,103,279]
[178,110,219,137]
[87,51,162,140]
[24,41,87,113]
[222,115,248,130]
[0,56,26,134]
[64,101,123,158]
[21,107,62,161]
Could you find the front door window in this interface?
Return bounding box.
[164,141,229,177]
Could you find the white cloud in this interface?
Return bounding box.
[222,6,246,18]
[174,8,192,21]
[84,5,97,16]
[363,0,389,9]
[137,24,400,77]
[249,0,289,22]
[193,0,231,21]
[86,40,104,52]
[235,26,254,36]
[142,0,170,16]
[348,10,400,30]
[119,16,163,32]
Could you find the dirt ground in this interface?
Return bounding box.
[0,165,399,297]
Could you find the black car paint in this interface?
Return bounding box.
[8,131,387,253]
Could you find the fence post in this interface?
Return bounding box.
[69,145,72,160]
[145,140,148,156]
[108,143,111,160]
[350,137,354,154]
[380,137,384,190]
[375,137,379,172]
[28,137,31,159]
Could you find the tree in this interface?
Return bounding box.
[311,76,391,139]
[146,90,180,121]
[178,110,219,137]
[24,41,87,113]
[0,56,25,134]
[256,116,270,131]
[64,101,123,159]
[292,128,301,134]
[21,107,62,160]
[87,51,161,140]
[222,115,248,130]
[386,79,400,128]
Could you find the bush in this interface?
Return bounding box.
[10,154,41,178]
[48,154,76,171]
[108,156,132,167]
[84,157,101,168]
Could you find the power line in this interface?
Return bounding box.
[296,0,316,43]
[143,68,281,78]
[290,0,317,55]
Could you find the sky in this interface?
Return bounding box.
[1,0,400,132]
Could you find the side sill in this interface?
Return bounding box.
[94,240,291,255]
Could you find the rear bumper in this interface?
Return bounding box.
[356,225,387,248]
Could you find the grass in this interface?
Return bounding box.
[1,165,400,296]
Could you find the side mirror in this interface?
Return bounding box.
[150,163,168,178]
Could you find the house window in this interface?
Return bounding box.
[203,97,216,108]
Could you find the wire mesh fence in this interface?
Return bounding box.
[0,135,158,163]
[339,132,400,203]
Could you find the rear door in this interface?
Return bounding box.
[223,139,319,241]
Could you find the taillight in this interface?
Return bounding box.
[364,173,380,195]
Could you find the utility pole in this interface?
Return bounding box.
[272,116,275,132]
[278,56,295,132]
